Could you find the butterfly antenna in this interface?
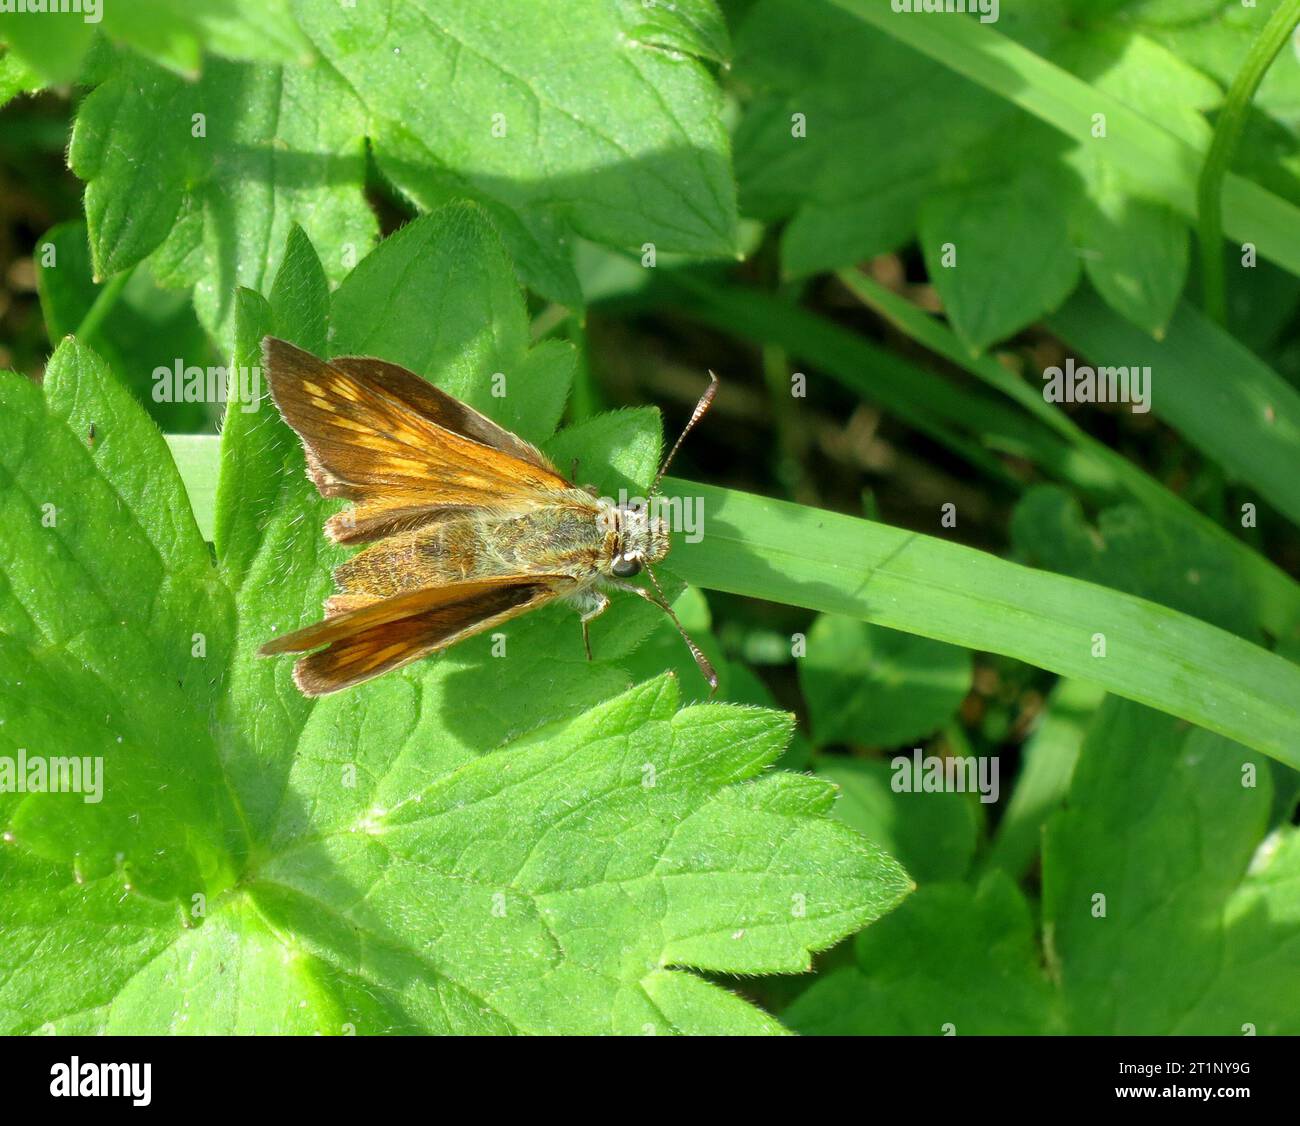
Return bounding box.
[649,371,719,498]
[645,564,718,695]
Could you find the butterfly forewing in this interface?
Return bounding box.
[326,355,560,473]
[262,338,572,543]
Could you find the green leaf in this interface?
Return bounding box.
[68,57,199,281]
[211,223,329,588]
[814,757,979,884]
[1072,180,1188,339]
[625,0,731,63]
[733,0,1215,337]
[732,0,1009,278]
[985,678,1103,880]
[0,45,43,104]
[329,205,573,447]
[618,585,737,706]
[0,341,242,901]
[1044,698,1300,1034]
[783,872,1059,1035]
[832,0,1300,279]
[1053,26,1220,150]
[1051,27,1209,334]
[298,0,738,304]
[800,615,971,748]
[0,10,95,84]
[69,50,379,343]
[66,2,738,331]
[781,696,1300,1037]
[919,166,1081,353]
[1138,0,1300,121]
[165,436,221,543]
[123,0,311,74]
[3,671,913,1033]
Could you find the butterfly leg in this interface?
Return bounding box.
[571,589,610,661]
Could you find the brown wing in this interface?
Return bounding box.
[259,575,569,696]
[262,337,572,544]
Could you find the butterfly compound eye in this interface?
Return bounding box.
[611,554,642,578]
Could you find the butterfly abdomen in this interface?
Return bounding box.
[329,503,605,611]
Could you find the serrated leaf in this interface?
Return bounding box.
[69,49,379,344]
[0,341,242,901]
[0,45,42,104]
[0,11,96,84]
[734,0,1282,319]
[1072,180,1188,338]
[1134,0,1300,120]
[34,220,218,432]
[32,675,909,1033]
[625,0,731,63]
[68,57,198,281]
[1,214,910,1034]
[1054,27,1219,150]
[298,0,738,304]
[780,696,1300,1036]
[732,0,1008,278]
[1,0,309,82]
[835,0,1300,280]
[66,1,738,332]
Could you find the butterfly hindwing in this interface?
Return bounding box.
[260,575,571,695]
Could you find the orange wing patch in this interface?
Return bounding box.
[262,338,572,543]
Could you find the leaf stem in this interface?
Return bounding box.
[73,264,134,344]
[1197,0,1300,325]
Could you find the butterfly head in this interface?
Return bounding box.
[601,498,670,578]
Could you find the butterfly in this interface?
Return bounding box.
[257,338,718,696]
